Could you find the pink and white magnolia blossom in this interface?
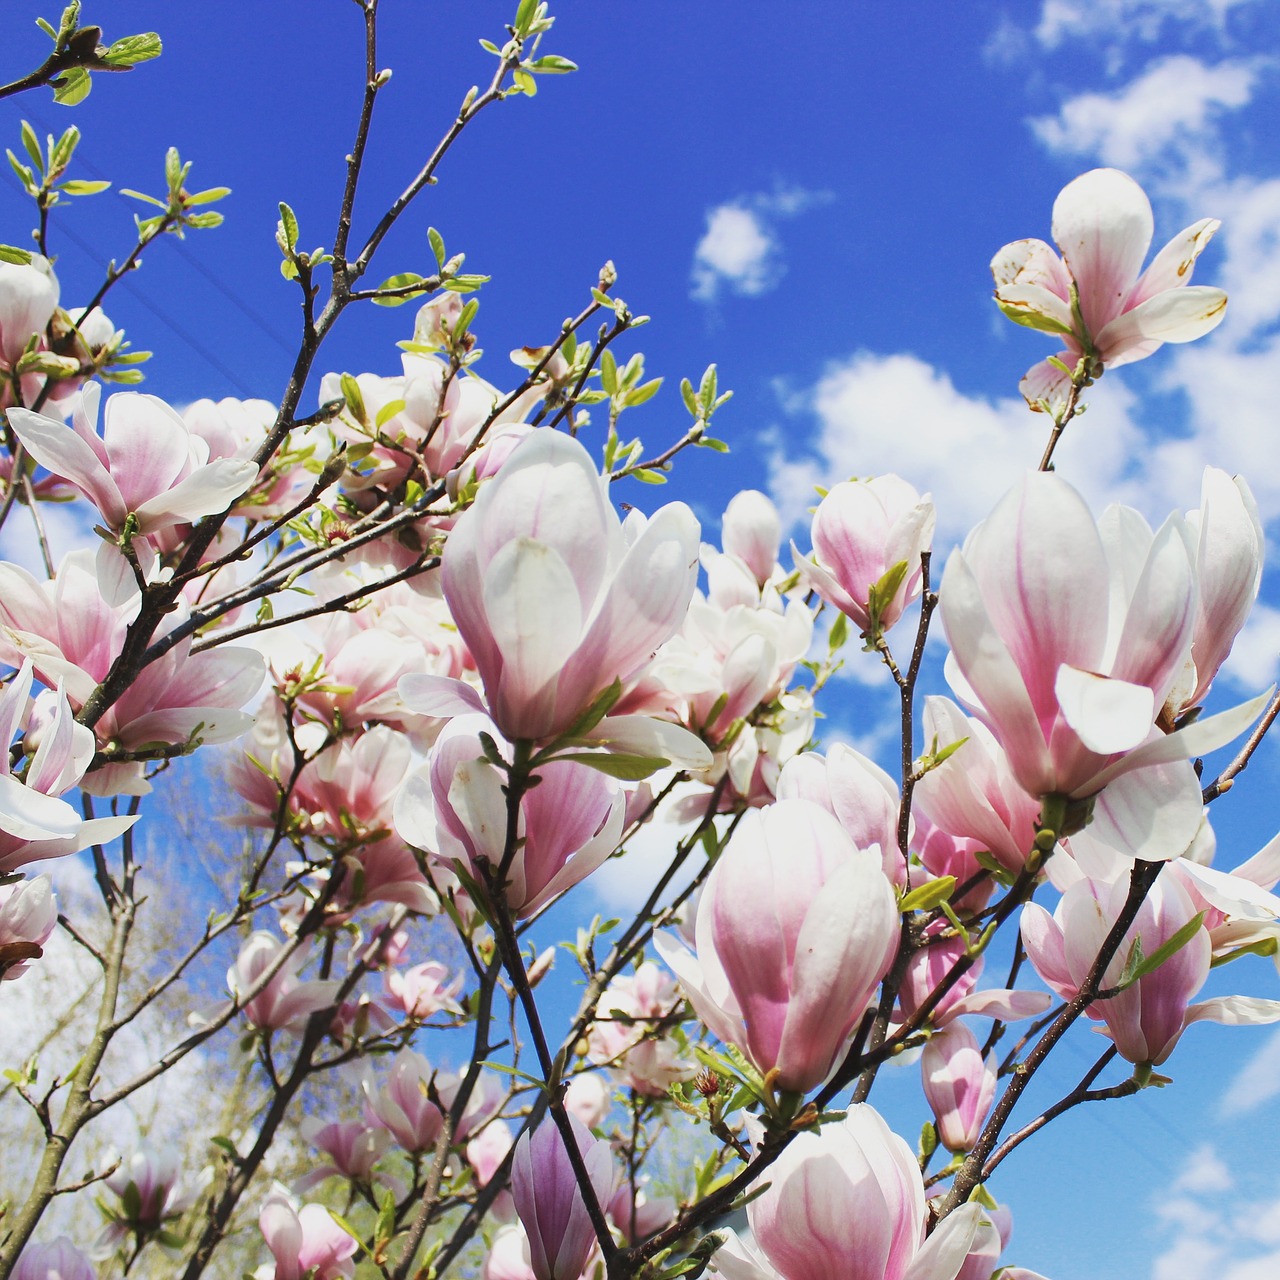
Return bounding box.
[912,696,1042,876]
[403,429,706,760]
[0,662,136,873]
[0,548,264,765]
[940,472,1268,858]
[720,489,783,590]
[257,1185,357,1280]
[794,475,935,637]
[992,167,1227,408]
[1021,870,1280,1065]
[8,384,259,537]
[586,961,695,1095]
[227,932,341,1033]
[385,959,464,1020]
[1165,466,1263,719]
[100,1149,204,1251]
[11,1238,95,1280]
[777,742,908,885]
[921,1022,997,1152]
[511,1115,616,1280]
[466,1118,514,1186]
[297,1117,390,1189]
[0,875,56,980]
[394,715,626,917]
[656,798,898,1094]
[563,1071,612,1129]
[362,1049,445,1154]
[0,255,59,366]
[748,1104,982,1280]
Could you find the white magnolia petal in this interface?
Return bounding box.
[1054,666,1154,754]
[1185,995,1280,1027]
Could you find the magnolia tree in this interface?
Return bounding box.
[0,4,1276,1280]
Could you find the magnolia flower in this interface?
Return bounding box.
[657,799,898,1093]
[748,1105,982,1280]
[0,876,56,980]
[993,167,1227,408]
[404,429,704,755]
[940,472,1268,858]
[921,1023,997,1152]
[395,715,625,917]
[1021,870,1280,1065]
[8,385,259,537]
[720,489,783,589]
[0,255,59,365]
[11,1238,95,1280]
[257,1185,357,1280]
[227,932,341,1033]
[511,1115,616,1280]
[0,662,136,873]
[794,475,935,637]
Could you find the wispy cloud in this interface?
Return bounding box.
[1034,0,1262,50]
[690,187,829,304]
[1031,54,1264,174]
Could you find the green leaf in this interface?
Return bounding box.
[551,753,669,781]
[427,226,446,268]
[477,1059,548,1088]
[624,377,662,408]
[1118,912,1206,990]
[919,1120,938,1160]
[514,0,538,34]
[0,244,34,266]
[600,349,618,396]
[51,67,91,106]
[512,68,537,96]
[630,468,667,484]
[339,373,367,424]
[184,211,223,229]
[100,32,162,68]
[828,610,849,653]
[479,38,500,54]
[374,398,406,429]
[185,186,231,206]
[120,188,167,209]
[528,54,578,73]
[372,272,427,306]
[278,201,298,251]
[900,877,956,913]
[20,121,43,174]
[698,436,729,452]
[59,178,109,195]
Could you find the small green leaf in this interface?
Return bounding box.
[528,55,578,73]
[697,436,730,452]
[120,188,167,209]
[551,753,669,781]
[828,611,849,653]
[919,1120,938,1160]
[624,377,662,408]
[100,32,162,68]
[427,226,446,268]
[512,68,537,96]
[0,244,34,266]
[600,349,618,396]
[20,121,43,174]
[372,272,427,306]
[51,67,91,106]
[184,211,223,229]
[374,398,406,428]
[514,0,538,34]
[630,468,667,484]
[339,373,367,424]
[1118,912,1206,990]
[900,877,956,913]
[59,178,109,195]
[278,201,299,251]
[185,186,231,206]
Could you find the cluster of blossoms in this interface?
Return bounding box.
[1,60,1276,1280]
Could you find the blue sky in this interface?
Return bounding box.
[5,1,1280,1276]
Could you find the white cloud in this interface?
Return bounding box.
[767,349,1148,546]
[690,187,829,303]
[1171,1142,1235,1191]
[1035,0,1261,49]
[1031,54,1263,174]
[1219,1025,1280,1114]
[1222,602,1280,691]
[691,206,776,302]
